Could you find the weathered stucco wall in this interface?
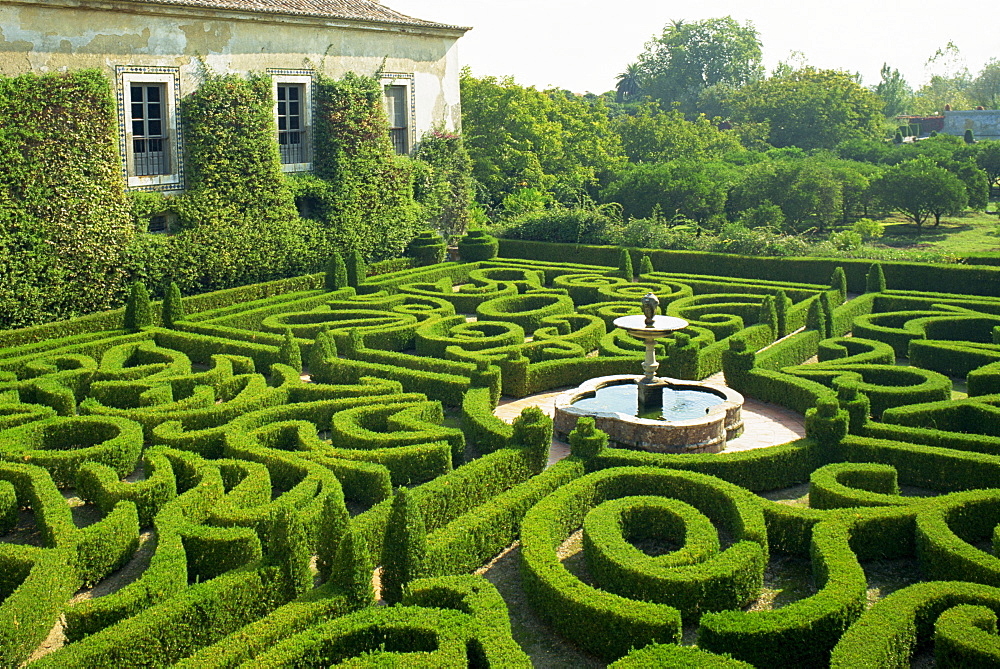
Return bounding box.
[0,0,465,132]
[943,110,1000,141]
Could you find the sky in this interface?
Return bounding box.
[388,0,998,94]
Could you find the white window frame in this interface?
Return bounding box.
[382,73,415,156]
[271,73,313,173]
[118,68,181,190]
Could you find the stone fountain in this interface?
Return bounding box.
[553,292,743,453]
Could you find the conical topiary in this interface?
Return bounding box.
[774,289,790,338]
[346,250,366,288]
[820,291,835,338]
[326,252,348,290]
[866,263,886,293]
[830,267,847,303]
[618,247,634,281]
[380,487,427,605]
[807,297,830,339]
[758,295,777,337]
[639,254,654,276]
[330,527,374,611]
[316,488,350,581]
[306,326,337,374]
[162,282,185,329]
[263,507,312,599]
[123,282,153,332]
[279,330,302,372]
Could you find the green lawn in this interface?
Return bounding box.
[875,205,1000,256]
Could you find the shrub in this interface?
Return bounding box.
[407,231,447,266]
[569,417,608,458]
[381,487,428,605]
[161,282,186,328]
[457,229,499,261]
[123,282,153,332]
[325,252,348,290]
[617,247,634,280]
[0,69,133,329]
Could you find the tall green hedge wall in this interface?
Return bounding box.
[0,70,133,329]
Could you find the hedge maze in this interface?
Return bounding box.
[5,249,1000,666]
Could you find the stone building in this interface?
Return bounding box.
[942,110,1000,141]
[0,0,469,191]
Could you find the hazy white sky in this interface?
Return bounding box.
[389,0,998,93]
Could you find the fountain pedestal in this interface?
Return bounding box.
[612,313,689,410]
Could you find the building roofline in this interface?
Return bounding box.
[5,0,472,36]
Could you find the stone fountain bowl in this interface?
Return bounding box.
[553,374,744,454]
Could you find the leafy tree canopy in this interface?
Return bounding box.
[871,156,968,226]
[459,69,625,208]
[615,103,743,164]
[873,64,913,118]
[727,68,884,150]
[637,17,763,117]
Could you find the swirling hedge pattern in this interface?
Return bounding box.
[4,256,1000,666]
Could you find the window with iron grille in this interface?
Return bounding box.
[384,84,409,155]
[129,83,169,176]
[270,73,312,172]
[277,83,306,165]
[118,67,181,190]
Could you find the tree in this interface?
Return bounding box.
[873,64,913,118]
[912,43,973,113]
[615,103,743,164]
[976,141,1000,193]
[412,131,474,240]
[871,157,968,227]
[971,59,1000,110]
[637,17,763,117]
[459,70,625,207]
[601,160,731,223]
[727,154,866,232]
[615,63,645,104]
[727,68,884,150]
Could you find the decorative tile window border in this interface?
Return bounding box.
[115,66,184,192]
[267,69,315,173]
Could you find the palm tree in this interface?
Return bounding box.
[616,63,644,103]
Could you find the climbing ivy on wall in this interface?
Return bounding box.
[0,69,133,329]
[0,68,439,330]
[178,72,298,226]
[144,71,324,292]
[308,72,419,261]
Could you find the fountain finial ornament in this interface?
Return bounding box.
[641,292,660,328]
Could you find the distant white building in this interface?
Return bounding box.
[0,0,469,191]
